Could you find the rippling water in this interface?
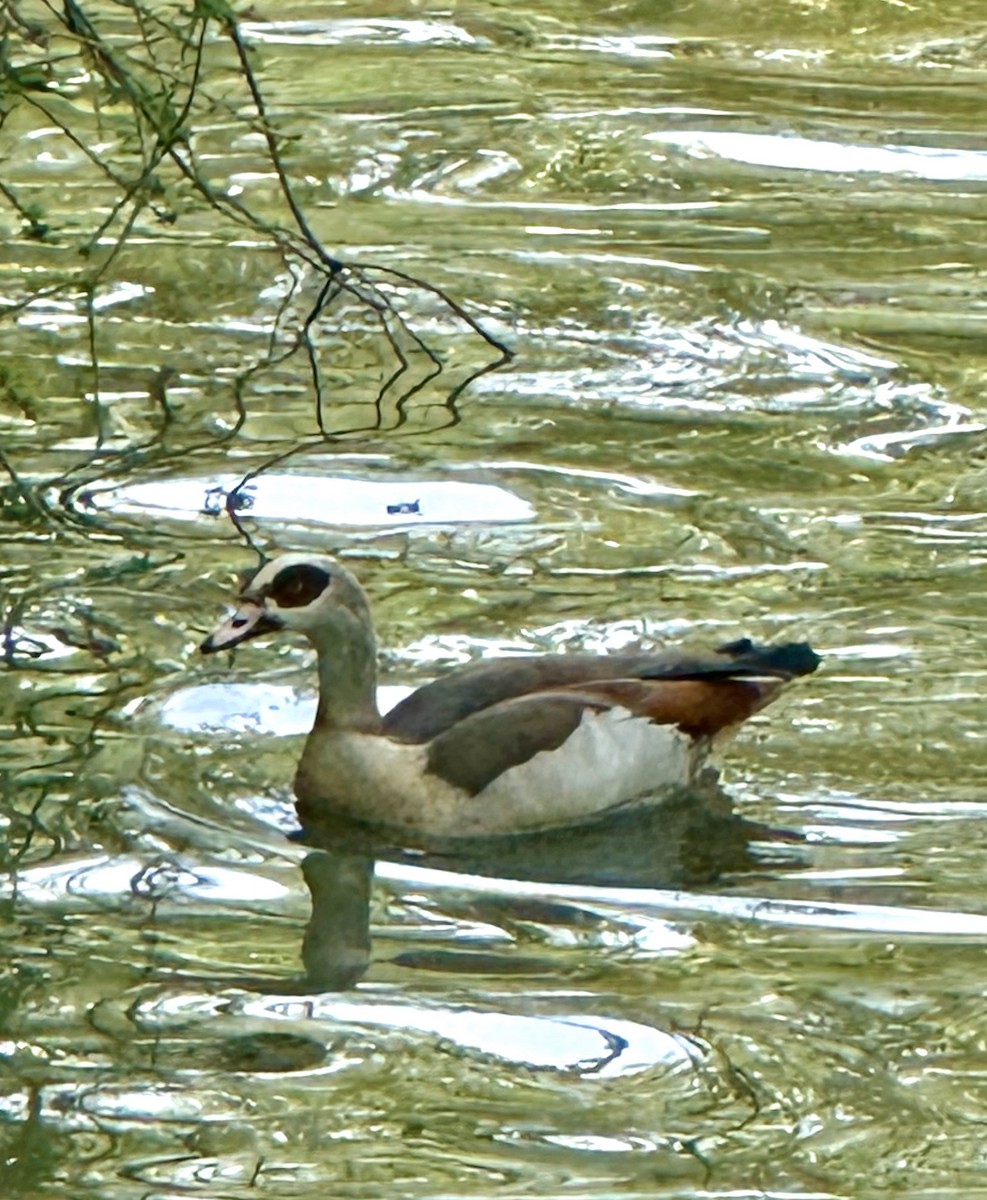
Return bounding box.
[2,0,986,1195]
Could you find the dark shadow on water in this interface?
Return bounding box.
[296,775,790,887]
[282,777,803,992]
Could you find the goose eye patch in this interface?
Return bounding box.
[268,564,332,608]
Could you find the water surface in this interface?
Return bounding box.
[1,0,986,1195]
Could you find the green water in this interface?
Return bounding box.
[1,0,986,1196]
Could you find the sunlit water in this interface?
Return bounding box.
[2,0,987,1196]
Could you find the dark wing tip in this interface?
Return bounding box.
[640,639,822,683]
[720,639,822,679]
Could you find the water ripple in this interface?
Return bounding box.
[240,19,477,48]
[648,130,987,182]
[239,997,689,1077]
[378,863,987,940]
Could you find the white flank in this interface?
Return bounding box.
[473,706,697,832]
[297,707,703,838]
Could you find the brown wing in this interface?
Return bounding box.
[384,653,651,742]
[384,641,819,743]
[423,670,784,797]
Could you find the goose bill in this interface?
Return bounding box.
[200,602,282,654]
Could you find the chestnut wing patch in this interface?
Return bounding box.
[559,677,775,737]
[422,663,809,796]
[385,642,819,744]
[386,653,702,743]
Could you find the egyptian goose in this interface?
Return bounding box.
[200,554,820,838]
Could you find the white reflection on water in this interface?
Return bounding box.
[155,683,411,734]
[17,282,152,329]
[85,472,534,527]
[158,683,315,736]
[474,317,904,414]
[240,19,476,47]
[648,130,987,181]
[474,459,696,499]
[823,642,911,661]
[240,996,688,1076]
[76,1084,242,1124]
[840,409,986,461]
[0,856,291,907]
[537,1132,658,1152]
[16,839,987,941]
[543,34,676,59]
[376,862,987,939]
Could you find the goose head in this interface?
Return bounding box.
[200,554,380,730]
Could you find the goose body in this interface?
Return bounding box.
[201,554,820,838]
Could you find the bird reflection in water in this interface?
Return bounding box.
[291,779,801,993]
